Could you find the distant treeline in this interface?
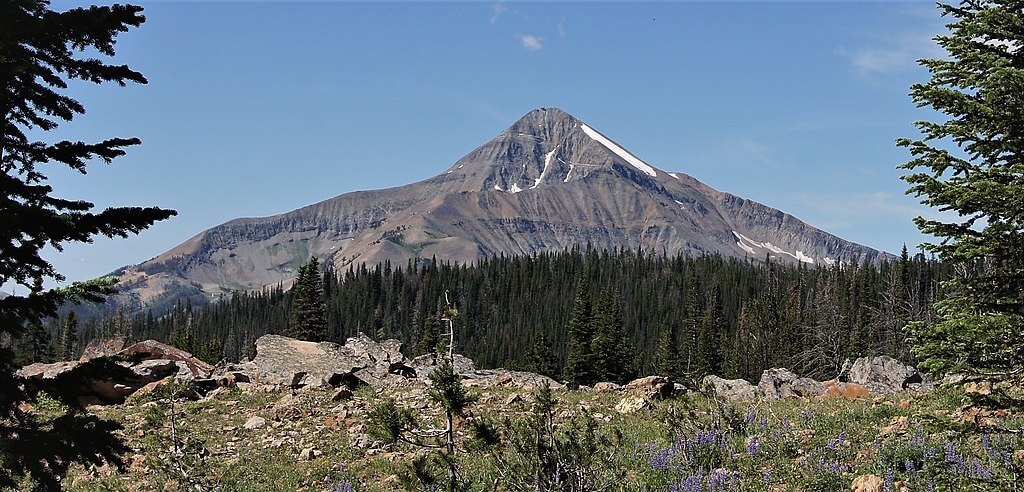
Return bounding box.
[50,246,944,381]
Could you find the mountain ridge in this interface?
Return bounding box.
[109,107,889,312]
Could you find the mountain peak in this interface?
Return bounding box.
[108,108,888,310]
[438,107,666,193]
[508,107,576,128]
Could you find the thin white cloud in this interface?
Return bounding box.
[787,190,945,231]
[520,34,543,51]
[490,2,507,25]
[842,26,945,76]
[557,18,567,37]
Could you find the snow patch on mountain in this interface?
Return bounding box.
[579,123,657,178]
[533,149,557,189]
[733,231,816,264]
[560,157,574,183]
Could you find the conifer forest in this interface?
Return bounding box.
[45,246,944,384]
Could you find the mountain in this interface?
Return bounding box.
[112,107,887,311]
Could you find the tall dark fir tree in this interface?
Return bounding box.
[898,0,1024,377]
[288,256,328,342]
[0,0,176,487]
[58,311,79,361]
[563,275,595,385]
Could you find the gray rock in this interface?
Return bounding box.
[16,353,180,405]
[247,335,366,387]
[623,376,673,400]
[593,382,622,393]
[119,340,214,379]
[243,416,266,430]
[614,395,650,414]
[758,368,825,399]
[409,353,476,377]
[846,356,923,394]
[791,377,826,398]
[703,375,757,401]
[80,336,128,361]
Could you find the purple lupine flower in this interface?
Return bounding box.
[905,458,917,476]
[747,437,762,456]
[670,473,704,492]
[762,468,772,484]
[884,468,894,491]
[708,469,729,490]
[971,459,993,479]
[782,417,792,433]
[650,447,674,470]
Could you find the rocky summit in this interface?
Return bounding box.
[111,108,887,311]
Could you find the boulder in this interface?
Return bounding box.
[759,368,825,399]
[844,356,923,394]
[791,377,827,398]
[702,375,757,400]
[243,416,266,430]
[594,382,622,393]
[247,335,366,387]
[850,474,884,492]
[120,340,214,379]
[80,336,128,361]
[17,356,178,405]
[409,353,476,377]
[614,395,650,414]
[623,376,673,400]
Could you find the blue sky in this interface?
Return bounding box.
[41,0,947,286]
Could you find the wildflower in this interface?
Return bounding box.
[747,438,761,456]
[971,459,993,479]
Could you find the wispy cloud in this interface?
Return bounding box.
[787,190,944,230]
[841,23,945,76]
[520,34,543,52]
[557,18,567,37]
[490,2,507,25]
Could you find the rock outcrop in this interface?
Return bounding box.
[16,339,212,405]
[840,356,924,394]
[759,368,826,399]
[225,334,560,392]
[623,376,674,400]
[703,375,758,401]
[237,334,388,388]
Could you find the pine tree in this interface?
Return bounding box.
[564,276,596,384]
[591,286,635,383]
[898,0,1024,376]
[653,324,682,379]
[288,256,328,341]
[694,287,724,378]
[59,311,79,361]
[14,323,54,366]
[0,2,175,486]
[524,334,560,378]
[415,314,441,356]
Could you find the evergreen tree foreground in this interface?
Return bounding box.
[288,256,328,342]
[899,0,1024,378]
[1,1,176,487]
